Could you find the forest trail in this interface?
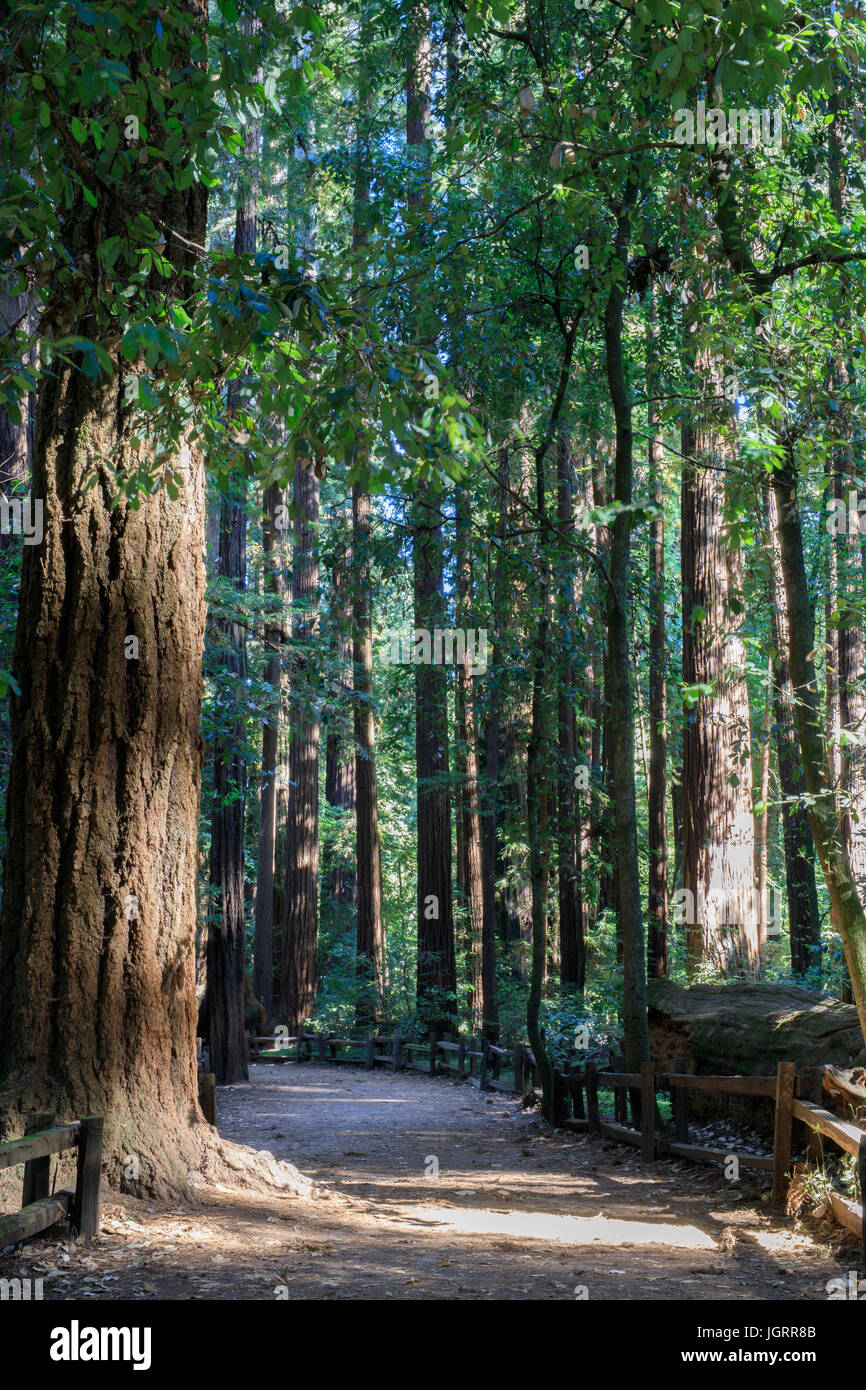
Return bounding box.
[1,1064,849,1301]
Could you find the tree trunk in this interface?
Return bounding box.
[206,72,259,1083]
[555,433,584,989]
[349,16,384,1027]
[771,450,866,1037]
[0,0,217,1192]
[646,294,668,978]
[206,477,249,1084]
[681,329,758,979]
[455,484,484,1029]
[603,186,649,1069]
[479,450,508,1040]
[352,484,385,1025]
[767,486,821,976]
[407,1,456,1034]
[323,523,357,919]
[280,459,320,1031]
[253,481,287,1018]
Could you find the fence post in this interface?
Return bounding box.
[198,1072,216,1126]
[457,1038,466,1081]
[364,1034,375,1070]
[858,1134,866,1274]
[613,1060,627,1125]
[673,1056,689,1144]
[773,1060,796,1205]
[480,1039,490,1092]
[429,1027,438,1077]
[586,1061,600,1134]
[804,1068,824,1166]
[72,1115,104,1239]
[641,1061,655,1160]
[22,1112,56,1207]
[392,1029,402,1071]
[513,1045,524,1095]
[571,1063,586,1120]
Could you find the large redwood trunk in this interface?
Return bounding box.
[0,0,217,1197]
[681,335,758,979]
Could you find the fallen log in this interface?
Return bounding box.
[648,979,865,1075]
[647,979,865,1134]
[823,1065,866,1125]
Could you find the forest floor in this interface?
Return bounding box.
[0,1063,854,1300]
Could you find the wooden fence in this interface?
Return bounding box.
[0,1114,103,1249]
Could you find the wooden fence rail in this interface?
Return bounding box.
[0,1114,103,1250]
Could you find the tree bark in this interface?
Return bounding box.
[646,293,668,978]
[455,483,484,1029]
[767,486,821,976]
[206,67,259,1083]
[407,1,456,1033]
[555,433,584,989]
[681,327,758,979]
[0,0,214,1192]
[603,184,649,1069]
[352,484,385,1025]
[772,450,866,1035]
[253,481,287,1018]
[280,459,320,1030]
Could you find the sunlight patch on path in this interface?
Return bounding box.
[404,1206,718,1250]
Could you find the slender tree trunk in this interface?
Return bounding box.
[207,477,249,1083]
[455,484,484,1029]
[352,484,384,1024]
[206,60,260,1082]
[254,481,287,1018]
[603,188,649,1069]
[350,14,384,1026]
[646,292,668,978]
[323,525,357,919]
[772,450,866,1035]
[755,654,771,971]
[828,88,866,954]
[479,451,508,1040]
[280,459,320,1030]
[407,1,456,1033]
[555,433,584,989]
[767,486,821,975]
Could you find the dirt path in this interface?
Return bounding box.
[0,1063,850,1300]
